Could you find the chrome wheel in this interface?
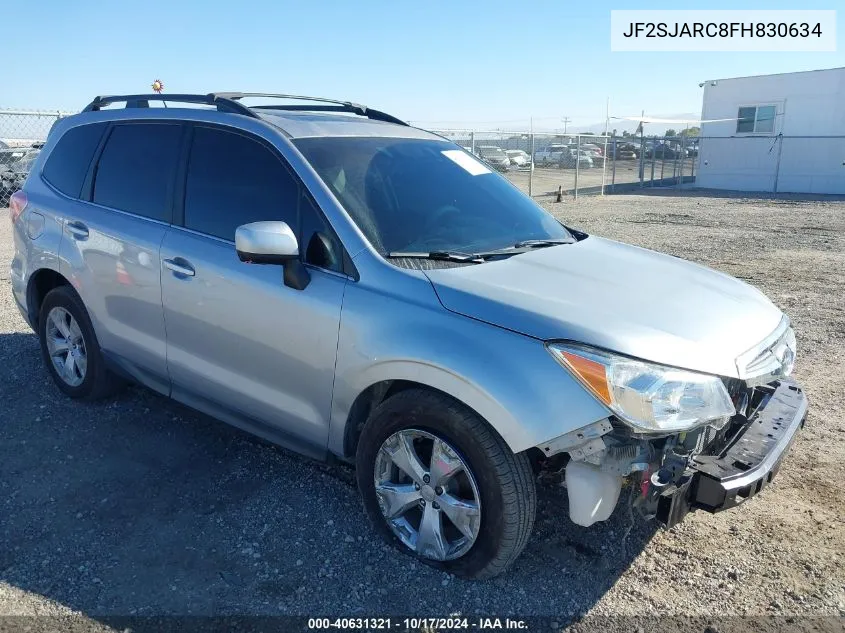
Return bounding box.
[45,306,87,387]
[374,429,481,561]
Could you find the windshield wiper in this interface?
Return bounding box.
[512,238,576,249]
[385,250,485,263]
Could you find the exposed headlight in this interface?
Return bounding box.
[548,343,735,433]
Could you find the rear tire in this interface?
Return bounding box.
[38,285,124,400]
[356,388,536,579]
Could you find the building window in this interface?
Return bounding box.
[736,105,777,134]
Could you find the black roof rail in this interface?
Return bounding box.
[81,92,407,126]
[82,93,259,118]
[211,92,408,126]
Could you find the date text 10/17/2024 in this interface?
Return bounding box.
[308,617,529,630]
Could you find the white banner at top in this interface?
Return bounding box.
[610,10,836,52]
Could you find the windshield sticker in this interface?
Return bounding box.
[442,150,491,176]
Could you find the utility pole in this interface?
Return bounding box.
[561,117,571,134]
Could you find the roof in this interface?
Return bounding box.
[257,111,439,140]
[704,65,845,85]
[80,92,441,141]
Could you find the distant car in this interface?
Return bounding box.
[0,142,29,168]
[686,142,699,157]
[1,148,40,205]
[558,148,593,170]
[505,150,531,167]
[533,144,570,166]
[611,143,639,160]
[646,142,688,159]
[475,146,510,172]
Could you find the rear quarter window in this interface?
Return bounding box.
[42,122,107,198]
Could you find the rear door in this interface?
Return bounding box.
[160,124,348,455]
[59,121,183,393]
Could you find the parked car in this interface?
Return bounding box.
[611,142,639,160]
[533,144,569,166]
[1,148,40,205]
[0,142,29,168]
[559,147,593,169]
[505,149,531,167]
[646,141,688,159]
[475,145,510,172]
[10,92,806,580]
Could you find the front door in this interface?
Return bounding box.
[160,124,348,454]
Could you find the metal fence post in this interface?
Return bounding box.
[470,131,475,155]
[574,135,580,199]
[773,133,784,193]
[529,132,535,197]
[691,138,697,181]
[611,137,617,192]
[639,138,645,187]
[678,136,684,187]
[648,144,657,187]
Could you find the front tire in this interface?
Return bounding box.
[356,388,536,579]
[38,285,124,400]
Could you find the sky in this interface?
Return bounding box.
[4,0,844,133]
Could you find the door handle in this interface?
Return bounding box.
[65,220,89,239]
[163,258,196,277]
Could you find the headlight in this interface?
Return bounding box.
[548,343,735,433]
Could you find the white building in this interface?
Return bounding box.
[697,67,845,194]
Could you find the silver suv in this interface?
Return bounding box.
[9,93,807,579]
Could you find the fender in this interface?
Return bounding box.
[328,270,611,456]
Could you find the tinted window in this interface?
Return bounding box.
[299,193,342,272]
[42,123,106,198]
[736,107,756,133]
[294,137,570,254]
[93,123,182,221]
[184,127,299,241]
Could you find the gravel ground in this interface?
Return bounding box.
[1,190,843,630]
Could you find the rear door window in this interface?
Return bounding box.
[92,123,183,222]
[42,123,107,198]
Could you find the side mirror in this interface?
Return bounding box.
[235,221,298,264]
[235,221,310,290]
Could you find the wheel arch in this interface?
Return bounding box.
[26,266,72,328]
[341,378,505,461]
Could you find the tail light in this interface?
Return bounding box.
[9,190,27,224]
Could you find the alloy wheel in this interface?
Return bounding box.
[45,306,87,387]
[373,429,481,561]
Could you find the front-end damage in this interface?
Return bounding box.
[536,379,808,529]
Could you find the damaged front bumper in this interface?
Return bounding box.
[537,379,808,529]
[656,379,808,527]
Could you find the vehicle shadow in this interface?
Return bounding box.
[0,329,656,625]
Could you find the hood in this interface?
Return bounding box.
[424,236,783,378]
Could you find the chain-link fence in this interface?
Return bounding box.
[4,107,844,204]
[1,109,71,205]
[430,129,704,199]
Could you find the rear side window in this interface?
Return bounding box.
[42,123,106,198]
[93,123,182,222]
[184,126,299,241]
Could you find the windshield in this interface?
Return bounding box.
[294,137,571,254]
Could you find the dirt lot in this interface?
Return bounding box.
[1,191,843,629]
